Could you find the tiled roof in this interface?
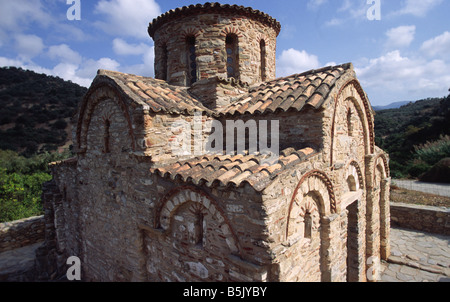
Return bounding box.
[218,63,353,117]
[94,70,213,115]
[151,147,316,192]
[148,2,281,38]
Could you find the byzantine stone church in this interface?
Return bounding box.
[37,2,391,282]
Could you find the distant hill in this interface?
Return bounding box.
[0,67,88,156]
[374,95,450,178]
[372,101,411,111]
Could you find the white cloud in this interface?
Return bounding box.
[339,0,368,19]
[325,18,344,27]
[355,50,450,103]
[14,34,45,61]
[421,31,450,59]
[277,48,321,77]
[324,0,369,27]
[385,25,416,49]
[0,0,51,31]
[112,38,150,56]
[48,44,83,65]
[392,0,443,17]
[0,57,24,67]
[77,57,121,79]
[94,0,161,39]
[307,0,328,11]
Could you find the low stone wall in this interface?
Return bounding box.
[390,202,450,235]
[0,216,45,253]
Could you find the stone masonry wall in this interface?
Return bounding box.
[153,11,277,88]
[390,202,450,235]
[0,216,45,253]
[140,178,271,282]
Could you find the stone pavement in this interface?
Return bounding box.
[381,227,450,282]
[0,241,43,281]
[0,229,448,282]
[392,179,450,198]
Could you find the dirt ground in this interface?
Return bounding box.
[390,185,450,207]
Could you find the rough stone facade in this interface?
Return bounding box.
[0,216,44,253]
[391,203,450,235]
[37,3,390,282]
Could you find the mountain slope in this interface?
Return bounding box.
[0,67,88,156]
[374,94,450,178]
[372,101,411,111]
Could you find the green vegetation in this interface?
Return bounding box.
[0,67,83,222]
[0,149,72,222]
[374,91,450,179]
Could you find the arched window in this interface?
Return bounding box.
[260,39,266,81]
[193,212,204,247]
[186,36,197,85]
[226,34,239,79]
[188,203,205,248]
[103,119,111,153]
[304,212,312,239]
[347,109,353,137]
[347,175,357,192]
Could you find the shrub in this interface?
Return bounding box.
[0,169,51,222]
[413,135,450,166]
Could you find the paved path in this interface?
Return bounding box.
[0,242,43,281]
[381,228,450,282]
[392,179,450,198]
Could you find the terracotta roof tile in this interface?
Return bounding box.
[218,63,353,116]
[92,63,353,119]
[151,147,317,191]
[94,70,213,115]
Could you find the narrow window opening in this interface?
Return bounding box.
[347,109,353,137]
[304,212,312,239]
[103,119,111,153]
[260,39,266,81]
[194,212,204,247]
[226,34,239,80]
[186,36,197,85]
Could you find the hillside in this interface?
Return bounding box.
[0,67,87,156]
[373,101,411,111]
[374,93,450,179]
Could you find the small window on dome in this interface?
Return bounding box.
[186,36,197,85]
[160,43,168,81]
[226,34,239,80]
[260,39,267,81]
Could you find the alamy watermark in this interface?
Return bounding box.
[367,0,381,21]
[67,0,81,21]
[66,256,81,281]
[170,112,280,165]
[366,255,381,281]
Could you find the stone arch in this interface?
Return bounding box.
[220,26,244,39]
[76,83,136,153]
[286,170,336,239]
[374,153,390,181]
[157,186,240,255]
[179,27,202,40]
[286,170,337,282]
[345,161,364,192]
[373,153,390,261]
[330,79,375,165]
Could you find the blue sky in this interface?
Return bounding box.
[0,0,449,106]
